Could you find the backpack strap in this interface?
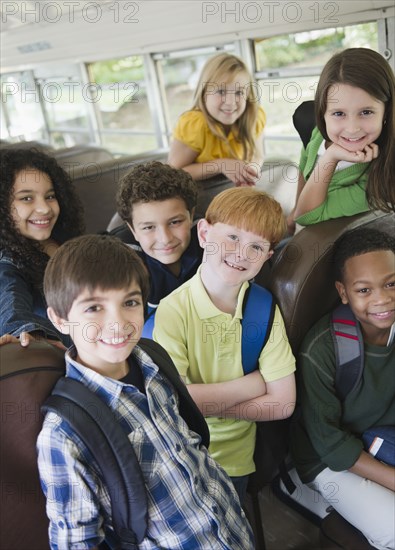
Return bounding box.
[141,306,156,339]
[331,303,364,401]
[42,378,146,549]
[241,283,275,374]
[138,338,210,449]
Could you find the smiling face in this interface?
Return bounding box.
[11,169,60,243]
[335,250,395,346]
[49,282,144,377]
[324,83,385,152]
[198,220,273,289]
[204,72,250,129]
[129,197,193,275]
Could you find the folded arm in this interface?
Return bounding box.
[293,143,376,219]
[185,370,267,416]
[222,373,296,421]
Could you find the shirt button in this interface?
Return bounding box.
[58,520,64,529]
[176,444,182,452]
[212,505,219,514]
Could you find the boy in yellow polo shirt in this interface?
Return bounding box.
[154,187,296,503]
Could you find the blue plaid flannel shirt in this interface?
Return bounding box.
[37,344,254,549]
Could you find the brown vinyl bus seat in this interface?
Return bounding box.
[0,140,55,153]
[51,144,114,168]
[70,149,168,234]
[0,342,65,550]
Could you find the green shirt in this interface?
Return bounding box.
[296,127,370,226]
[154,269,296,476]
[290,313,395,483]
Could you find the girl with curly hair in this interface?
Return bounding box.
[0,148,85,347]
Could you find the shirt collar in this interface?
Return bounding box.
[144,222,202,278]
[65,345,160,407]
[191,267,249,320]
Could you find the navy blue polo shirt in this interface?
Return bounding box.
[109,222,203,308]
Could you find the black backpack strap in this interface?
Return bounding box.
[331,304,364,401]
[138,338,210,449]
[42,377,147,549]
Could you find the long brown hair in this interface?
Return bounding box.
[315,48,395,212]
[192,53,260,161]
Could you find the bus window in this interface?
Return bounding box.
[0,71,47,143]
[34,63,93,148]
[88,55,157,156]
[153,45,234,133]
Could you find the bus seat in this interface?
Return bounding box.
[320,511,376,549]
[293,100,315,149]
[0,140,55,153]
[51,145,114,168]
[195,174,233,218]
[69,150,168,234]
[107,212,124,233]
[0,342,65,550]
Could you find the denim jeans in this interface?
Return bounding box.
[230,475,249,506]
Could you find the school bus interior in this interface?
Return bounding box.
[1,1,395,549]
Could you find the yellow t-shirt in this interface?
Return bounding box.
[172,106,266,163]
[153,269,295,477]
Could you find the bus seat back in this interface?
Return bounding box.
[52,145,114,168]
[70,150,168,233]
[0,343,65,550]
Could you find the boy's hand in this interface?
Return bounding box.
[325,142,379,164]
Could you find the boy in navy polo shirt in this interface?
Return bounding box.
[115,161,202,336]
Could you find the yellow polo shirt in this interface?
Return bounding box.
[153,270,295,476]
[172,106,266,163]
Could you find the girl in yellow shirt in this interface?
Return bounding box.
[168,52,266,186]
